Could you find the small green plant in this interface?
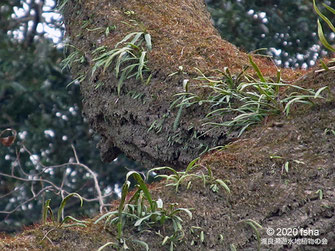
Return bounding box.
[168,65,188,77]
[127,90,147,104]
[148,112,171,134]
[42,193,88,227]
[324,127,335,135]
[313,0,335,53]
[40,193,88,245]
[61,46,85,70]
[57,0,82,12]
[230,243,238,251]
[315,189,323,200]
[148,158,230,194]
[283,161,290,173]
[97,238,149,251]
[148,119,164,133]
[124,10,135,16]
[238,219,262,251]
[57,0,69,11]
[207,57,327,135]
[189,226,205,246]
[95,171,193,251]
[91,31,152,94]
[61,45,87,87]
[270,155,305,175]
[86,25,116,36]
[172,57,328,136]
[313,0,335,72]
[218,233,224,244]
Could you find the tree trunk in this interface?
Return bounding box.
[62,0,288,168]
[3,1,334,250]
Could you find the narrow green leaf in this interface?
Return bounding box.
[115,32,138,47]
[284,161,289,173]
[172,218,183,231]
[215,179,231,193]
[117,64,138,95]
[320,59,329,71]
[200,231,205,243]
[94,211,117,224]
[313,0,335,33]
[230,244,237,251]
[103,47,131,72]
[126,171,155,211]
[174,174,189,192]
[117,180,130,238]
[284,97,312,115]
[119,181,130,214]
[317,19,335,52]
[315,189,323,200]
[314,86,328,98]
[134,213,153,227]
[173,103,184,132]
[60,215,88,227]
[115,51,128,78]
[145,73,152,85]
[130,32,144,45]
[132,239,149,251]
[276,69,281,84]
[137,191,143,217]
[323,3,335,15]
[248,55,266,82]
[57,193,83,224]
[162,236,170,246]
[145,33,152,50]
[243,220,262,249]
[105,26,110,37]
[107,215,119,226]
[172,208,193,219]
[97,242,118,251]
[185,157,200,173]
[42,199,52,224]
[138,51,147,81]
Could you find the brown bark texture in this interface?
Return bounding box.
[62,0,291,168]
[52,1,335,250]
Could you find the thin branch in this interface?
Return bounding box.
[71,144,106,213]
[0,186,54,215]
[0,143,113,221]
[24,1,44,47]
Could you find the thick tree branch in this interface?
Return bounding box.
[61,0,288,169]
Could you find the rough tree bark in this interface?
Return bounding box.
[56,1,335,250]
[2,0,335,250]
[62,0,293,168]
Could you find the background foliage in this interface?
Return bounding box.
[0,0,334,232]
[0,0,138,233]
[207,0,335,68]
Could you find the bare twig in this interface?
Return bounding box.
[71,144,106,213]
[0,143,113,221]
[0,186,55,215]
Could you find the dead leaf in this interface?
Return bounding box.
[0,128,17,147]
